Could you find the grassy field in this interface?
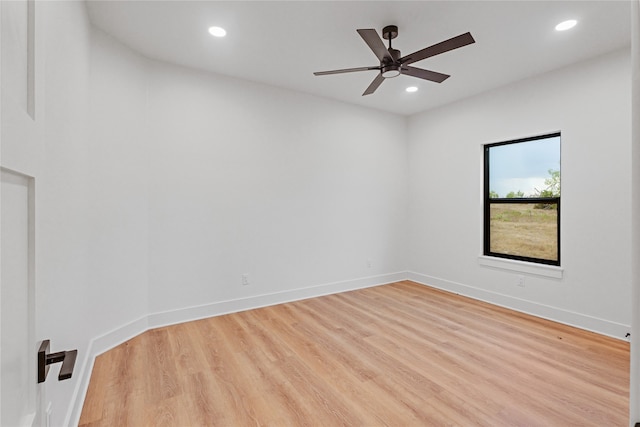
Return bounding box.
[489,203,558,261]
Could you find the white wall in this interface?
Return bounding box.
[41,9,153,426]
[37,2,93,424]
[84,28,149,339]
[65,31,407,426]
[146,62,408,315]
[407,49,632,338]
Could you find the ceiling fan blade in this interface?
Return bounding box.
[400,32,475,65]
[357,29,393,63]
[314,66,380,76]
[363,73,385,96]
[401,66,450,83]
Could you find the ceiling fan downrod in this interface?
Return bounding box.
[381,25,401,78]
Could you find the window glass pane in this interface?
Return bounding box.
[489,136,560,199]
[489,203,558,262]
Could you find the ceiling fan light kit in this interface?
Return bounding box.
[381,65,401,78]
[314,25,475,96]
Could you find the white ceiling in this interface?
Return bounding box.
[85,1,631,116]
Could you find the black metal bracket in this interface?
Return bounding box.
[37,340,77,383]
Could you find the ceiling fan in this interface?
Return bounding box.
[313,25,475,96]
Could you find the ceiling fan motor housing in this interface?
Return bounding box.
[381,47,402,78]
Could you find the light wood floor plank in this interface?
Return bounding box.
[79,281,629,426]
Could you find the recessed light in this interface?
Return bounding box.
[208,26,227,37]
[555,20,577,31]
[406,86,418,93]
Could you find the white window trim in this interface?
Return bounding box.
[478,255,563,279]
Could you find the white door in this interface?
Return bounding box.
[1,168,39,427]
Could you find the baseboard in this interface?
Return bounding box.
[407,271,630,340]
[64,271,407,426]
[147,272,407,330]
[65,270,628,426]
[63,314,148,426]
[63,340,95,427]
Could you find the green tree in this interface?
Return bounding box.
[506,190,524,198]
[533,169,560,198]
[534,169,560,209]
[489,190,499,199]
[544,169,560,196]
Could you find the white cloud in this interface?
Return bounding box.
[494,177,546,197]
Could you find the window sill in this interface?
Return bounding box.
[478,255,563,279]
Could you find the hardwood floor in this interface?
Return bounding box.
[79,281,629,426]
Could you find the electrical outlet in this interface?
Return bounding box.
[241,273,249,286]
[366,259,372,268]
[516,275,525,287]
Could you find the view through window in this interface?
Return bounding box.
[484,133,561,265]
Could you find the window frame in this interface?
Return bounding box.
[483,132,561,266]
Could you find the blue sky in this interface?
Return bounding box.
[489,136,560,197]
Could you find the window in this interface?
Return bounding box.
[484,133,561,266]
